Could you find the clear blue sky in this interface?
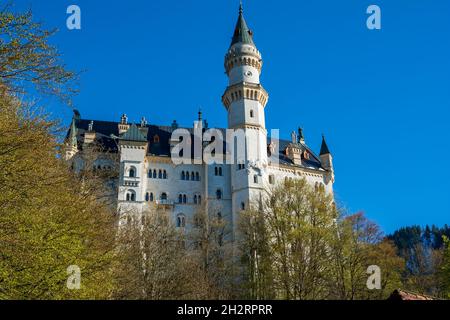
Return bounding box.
[12,0,450,233]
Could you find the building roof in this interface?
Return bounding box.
[67,118,325,171]
[320,135,331,156]
[121,123,147,142]
[387,289,437,301]
[230,4,255,48]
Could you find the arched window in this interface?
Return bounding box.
[176,214,186,228]
[216,189,222,200]
[129,167,136,178]
[150,193,154,202]
[269,175,275,185]
[183,195,187,204]
[163,170,167,179]
[153,170,157,179]
[186,172,190,181]
[191,172,195,181]
[126,190,136,202]
[145,192,150,202]
[254,175,258,184]
[241,202,246,211]
[194,195,198,204]
[153,135,160,144]
[198,195,202,204]
[250,110,254,118]
[181,171,185,180]
[161,193,167,201]
[178,194,183,204]
[148,169,152,178]
[219,167,223,176]
[158,170,162,179]
[196,172,200,181]
[215,167,218,176]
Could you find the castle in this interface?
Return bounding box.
[65,5,335,235]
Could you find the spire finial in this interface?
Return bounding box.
[198,107,203,121]
[239,0,243,14]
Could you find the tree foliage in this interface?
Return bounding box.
[239,180,405,300]
[0,3,77,102]
[0,94,116,299]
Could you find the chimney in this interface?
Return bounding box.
[84,121,96,144]
[118,114,130,134]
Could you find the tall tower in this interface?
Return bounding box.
[222,4,269,230]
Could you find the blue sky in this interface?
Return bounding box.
[12,0,450,233]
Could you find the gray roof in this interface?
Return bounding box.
[230,4,255,48]
[67,118,324,171]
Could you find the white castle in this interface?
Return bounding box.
[65,5,335,235]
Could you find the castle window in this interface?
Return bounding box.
[153,135,160,144]
[148,169,152,178]
[191,172,195,180]
[153,170,157,179]
[216,189,222,200]
[241,202,246,211]
[186,172,190,181]
[161,193,167,201]
[250,110,254,118]
[269,175,275,185]
[194,195,198,204]
[181,171,185,180]
[176,214,186,228]
[183,195,187,204]
[128,167,136,178]
[179,194,183,204]
[150,193,154,202]
[254,175,258,184]
[158,170,162,179]
[145,192,150,202]
[163,170,167,179]
[126,190,136,202]
[196,172,200,181]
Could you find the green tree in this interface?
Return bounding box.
[0,3,76,102]
[0,94,116,299]
[239,179,338,300]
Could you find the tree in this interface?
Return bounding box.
[112,208,210,300]
[239,178,338,300]
[0,93,116,299]
[188,206,238,299]
[440,237,450,299]
[328,212,404,300]
[0,3,76,102]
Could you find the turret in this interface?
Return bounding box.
[320,135,334,183]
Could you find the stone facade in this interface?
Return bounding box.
[65,5,335,238]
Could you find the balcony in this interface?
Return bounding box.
[155,199,175,207]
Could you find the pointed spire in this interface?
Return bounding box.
[230,2,255,47]
[298,128,305,143]
[320,135,331,156]
[69,117,77,147]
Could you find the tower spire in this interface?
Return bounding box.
[230,1,254,47]
[320,135,331,155]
